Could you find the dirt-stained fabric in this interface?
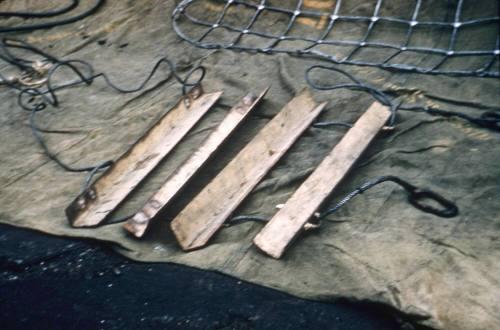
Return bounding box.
[0,1,499,329]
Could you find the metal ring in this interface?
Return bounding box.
[181,65,206,95]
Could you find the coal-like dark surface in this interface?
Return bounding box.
[0,224,406,330]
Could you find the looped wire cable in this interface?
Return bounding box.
[0,0,79,19]
[318,175,458,219]
[0,0,105,33]
[180,65,206,96]
[306,65,399,128]
[226,175,458,228]
[305,65,500,132]
[0,37,207,194]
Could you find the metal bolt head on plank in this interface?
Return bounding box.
[66,89,222,227]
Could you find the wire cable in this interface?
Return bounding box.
[0,0,79,19]
[0,37,206,194]
[0,0,105,33]
[305,65,500,132]
[226,175,458,228]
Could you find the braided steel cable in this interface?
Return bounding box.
[306,65,500,131]
[0,38,206,200]
[0,0,105,33]
[226,175,459,228]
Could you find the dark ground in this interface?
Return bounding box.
[0,224,409,330]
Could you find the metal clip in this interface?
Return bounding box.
[184,85,203,108]
[19,72,47,87]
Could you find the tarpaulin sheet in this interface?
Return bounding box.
[0,1,498,329]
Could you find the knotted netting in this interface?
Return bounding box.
[172,0,499,77]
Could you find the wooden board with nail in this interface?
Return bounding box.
[66,88,222,227]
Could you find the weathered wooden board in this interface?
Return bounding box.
[124,88,269,237]
[171,89,327,251]
[67,88,222,227]
[253,102,391,258]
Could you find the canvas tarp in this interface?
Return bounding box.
[0,1,499,329]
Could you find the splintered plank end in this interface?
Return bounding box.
[253,102,391,259]
[171,89,327,251]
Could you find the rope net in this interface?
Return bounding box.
[172,0,500,77]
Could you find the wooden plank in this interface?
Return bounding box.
[171,89,327,251]
[123,87,269,237]
[253,102,391,258]
[67,88,222,227]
